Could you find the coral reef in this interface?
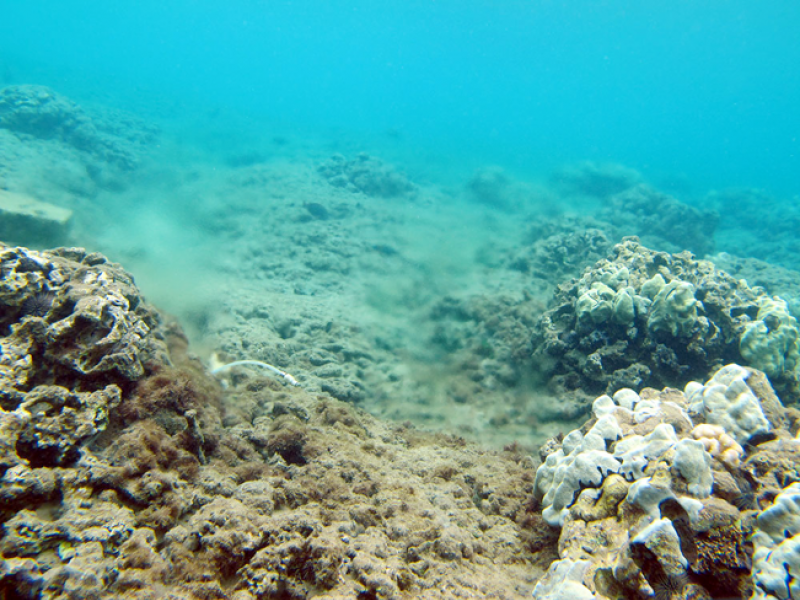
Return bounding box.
[318,153,416,199]
[550,161,643,200]
[0,243,172,475]
[0,245,547,599]
[751,482,800,600]
[532,363,800,600]
[203,159,582,450]
[711,252,800,319]
[549,163,717,257]
[739,296,800,379]
[0,84,158,171]
[4,71,800,598]
[710,187,800,272]
[599,185,719,257]
[533,239,800,404]
[0,85,161,248]
[4,241,800,598]
[508,217,612,282]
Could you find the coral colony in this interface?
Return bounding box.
[2,84,800,599]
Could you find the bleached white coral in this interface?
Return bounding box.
[535,446,621,527]
[613,423,678,481]
[532,559,596,600]
[751,482,800,600]
[685,364,770,443]
[672,438,713,498]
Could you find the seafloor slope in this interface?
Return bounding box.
[3,84,800,451]
[3,85,800,599]
[2,244,800,599]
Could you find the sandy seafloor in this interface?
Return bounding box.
[4,84,800,599]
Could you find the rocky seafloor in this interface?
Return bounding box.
[4,243,800,600]
[3,84,800,599]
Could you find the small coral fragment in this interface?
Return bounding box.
[690,423,743,467]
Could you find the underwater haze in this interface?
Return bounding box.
[6,3,800,597]
[2,0,799,193]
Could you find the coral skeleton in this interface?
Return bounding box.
[210,355,300,387]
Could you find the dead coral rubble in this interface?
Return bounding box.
[1,371,543,598]
[0,244,171,474]
[0,244,169,389]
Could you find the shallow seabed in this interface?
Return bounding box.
[1,2,800,597]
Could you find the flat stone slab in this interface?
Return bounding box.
[0,189,72,246]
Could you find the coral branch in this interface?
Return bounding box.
[210,359,300,387]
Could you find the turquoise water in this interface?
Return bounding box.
[6,6,800,596]
[2,0,798,194]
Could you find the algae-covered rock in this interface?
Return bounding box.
[0,244,169,472]
[0,243,543,598]
[14,385,121,467]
